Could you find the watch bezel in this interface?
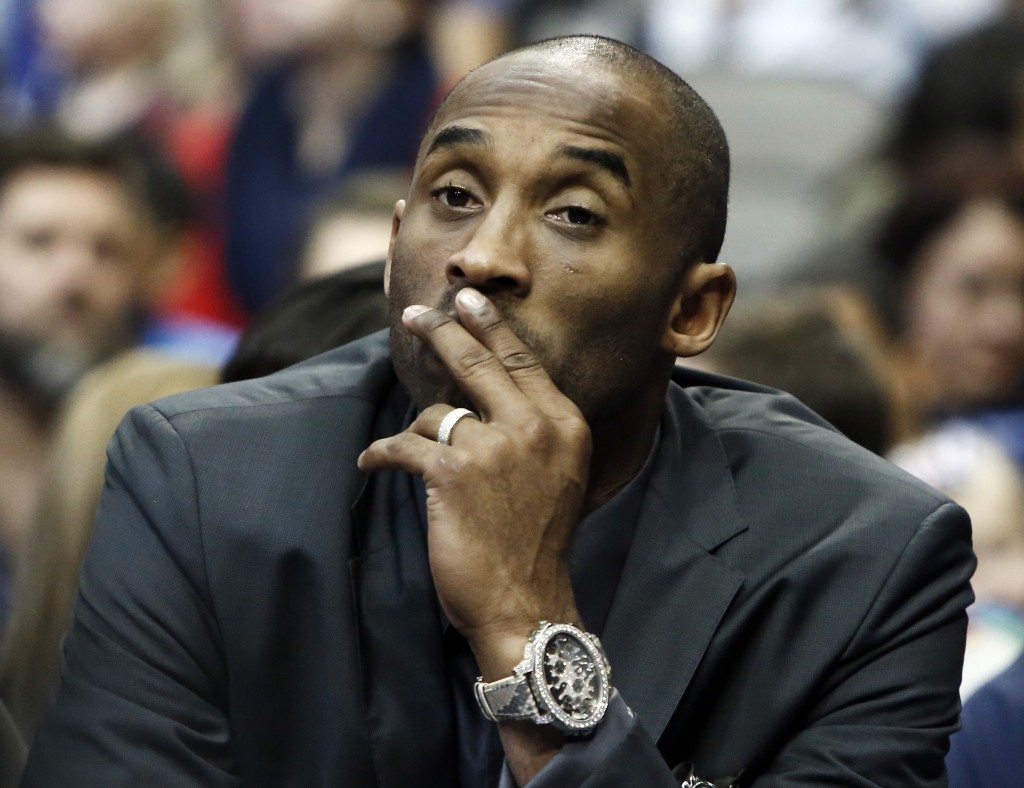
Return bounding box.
[524,622,611,734]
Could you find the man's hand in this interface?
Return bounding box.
[358,287,591,679]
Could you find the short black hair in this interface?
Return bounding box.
[426,35,730,267]
[876,139,1024,275]
[0,127,191,236]
[220,261,390,383]
[888,16,1024,170]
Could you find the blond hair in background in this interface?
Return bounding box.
[0,349,217,742]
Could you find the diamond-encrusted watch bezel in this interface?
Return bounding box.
[524,622,611,734]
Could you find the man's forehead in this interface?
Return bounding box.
[449,48,642,113]
[421,50,660,159]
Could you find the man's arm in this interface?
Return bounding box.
[360,286,593,784]
[359,288,975,786]
[21,404,239,787]
[749,500,974,786]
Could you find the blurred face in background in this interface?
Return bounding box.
[903,199,1024,410]
[36,0,178,69]
[0,167,155,374]
[221,0,424,62]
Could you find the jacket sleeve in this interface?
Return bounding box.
[522,502,974,787]
[21,404,240,787]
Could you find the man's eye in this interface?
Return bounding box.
[552,206,604,226]
[433,185,476,209]
[21,228,56,251]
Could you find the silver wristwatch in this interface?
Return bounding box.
[473,621,612,735]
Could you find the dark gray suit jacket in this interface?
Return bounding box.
[22,331,974,786]
[0,698,24,788]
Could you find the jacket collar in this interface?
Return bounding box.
[602,381,747,742]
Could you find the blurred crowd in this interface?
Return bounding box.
[0,0,1023,784]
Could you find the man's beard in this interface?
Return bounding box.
[0,331,102,413]
[388,286,539,412]
[387,283,666,426]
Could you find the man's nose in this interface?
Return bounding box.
[52,242,100,299]
[445,206,531,297]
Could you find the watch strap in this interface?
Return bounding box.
[474,673,540,722]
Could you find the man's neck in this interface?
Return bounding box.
[583,380,667,514]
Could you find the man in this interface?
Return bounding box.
[23,36,973,786]
[0,130,185,634]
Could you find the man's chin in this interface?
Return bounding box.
[0,336,98,408]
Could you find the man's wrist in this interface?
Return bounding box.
[463,602,583,680]
[469,627,535,681]
[474,621,612,736]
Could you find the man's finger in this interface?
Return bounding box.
[402,305,533,417]
[357,431,437,474]
[452,288,558,398]
[409,404,484,448]
[402,291,565,416]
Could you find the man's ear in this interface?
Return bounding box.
[661,261,737,358]
[383,199,405,297]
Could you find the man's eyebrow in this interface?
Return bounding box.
[425,125,490,156]
[558,145,631,188]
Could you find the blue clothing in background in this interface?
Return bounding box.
[947,651,1024,787]
[225,40,438,316]
[0,0,62,127]
[955,405,1024,477]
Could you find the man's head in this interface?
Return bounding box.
[0,131,186,406]
[878,141,1024,412]
[385,35,735,423]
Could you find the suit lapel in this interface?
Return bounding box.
[349,454,458,785]
[603,384,747,742]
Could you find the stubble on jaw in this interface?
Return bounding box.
[387,275,548,413]
[388,274,670,428]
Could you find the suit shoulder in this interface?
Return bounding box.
[146,331,394,423]
[678,376,950,515]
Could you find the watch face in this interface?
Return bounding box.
[530,624,610,733]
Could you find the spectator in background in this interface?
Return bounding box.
[876,140,1024,472]
[3,0,246,348]
[0,350,217,746]
[0,169,399,756]
[427,0,512,89]
[886,12,1024,180]
[946,648,1024,787]
[682,286,898,455]
[0,129,189,635]
[0,259,390,764]
[220,261,388,383]
[297,167,410,280]
[221,0,440,316]
[891,425,1024,699]
[787,12,1024,326]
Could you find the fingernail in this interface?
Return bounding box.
[456,288,486,312]
[403,304,430,320]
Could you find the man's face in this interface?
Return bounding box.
[904,199,1024,410]
[386,50,688,422]
[37,0,172,67]
[0,167,153,371]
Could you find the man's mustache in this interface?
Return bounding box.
[433,287,543,353]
